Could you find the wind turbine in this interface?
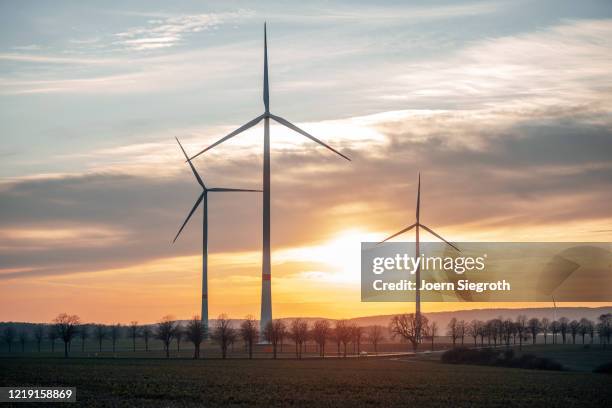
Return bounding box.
[173,137,261,333]
[380,173,459,344]
[187,23,351,340]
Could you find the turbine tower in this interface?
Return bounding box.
[380,173,459,343]
[173,137,261,333]
[188,23,351,340]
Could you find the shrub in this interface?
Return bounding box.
[441,347,497,365]
[441,347,563,371]
[593,362,612,374]
[507,354,563,371]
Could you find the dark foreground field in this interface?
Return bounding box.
[1,353,611,407]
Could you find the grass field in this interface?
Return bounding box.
[512,344,610,372]
[0,336,447,359]
[1,346,611,407]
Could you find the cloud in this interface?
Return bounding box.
[1,15,611,285]
[380,19,612,109]
[114,11,252,51]
[5,16,610,106]
[11,44,42,51]
[303,1,504,22]
[0,53,115,65]
[1,98,611,281]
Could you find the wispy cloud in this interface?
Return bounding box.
[114,11,252,51]
[11,44,42,51]
[301,1,505,22]
[3,16,611,117]
[0,53,115,65]
[381,19,612,108]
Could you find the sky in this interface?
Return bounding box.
[1,0,612,323]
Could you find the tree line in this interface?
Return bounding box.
[386,312,611,351]
[444,314,611,350]
[2,312,610,358]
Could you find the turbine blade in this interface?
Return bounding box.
[269,113,351,161]
[173,193,205,243]
[420,224,460,252]
[379,223,417,243]
[263,23,270,113]
[208,187,262,192]
[176,137,205,189]
[188,114,265,161]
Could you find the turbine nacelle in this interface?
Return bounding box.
[379,174,460,253]
[187,112,351,163]
[186,25,350,164]
[379,222,460,252]
[173,138,261,243]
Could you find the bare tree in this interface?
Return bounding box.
[240,315,258,359]
[501,319,514,347]
[541,318,550,345]
[567,320,579,344]
[175,323,184,352]
[427,321,438,351]
[2,326,16,353]
[390,313,428,352]
[335,320,351,357]
[94,325,107,352]
[211,314,236,359]
[110,324,121,353]
[289,318,308,359]
[48,327,58,352]
[155,316,178,358]
[141,326,152,352]
[79,325,89,352]
[447,317,459,347]
[332,325,341,356]
[578,318,593,344]
[487,318,502,346]
[559,317,569,344]
[312,320,330,357]
[185,316,206,359]
[467,320,482,346]
[278,320,286,353]
[478,323,487,346]
[366,325,384,354]
[33,325,45,352]
[129,321,139,352]
[351,325,364,354]
[264,319,286,359]
[18,331,28,352]
[457,320,466,345]
[587,318,596,344]
[527,318,540,345]
[516,315,527,350]
[550,320,560,344]
[53,313,81,358]
[597,313,611,348]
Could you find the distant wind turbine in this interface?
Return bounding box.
[380,173,459,342]
[187,23,351,340]
[173,137,261,333]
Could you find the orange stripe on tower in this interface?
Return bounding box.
[262,274,271,281]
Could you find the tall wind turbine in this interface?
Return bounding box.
[173,137,261,333]
[188,23,351,339]
[380,173,459,343]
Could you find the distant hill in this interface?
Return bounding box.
[2,307,610,332]
[341,306,612,328]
